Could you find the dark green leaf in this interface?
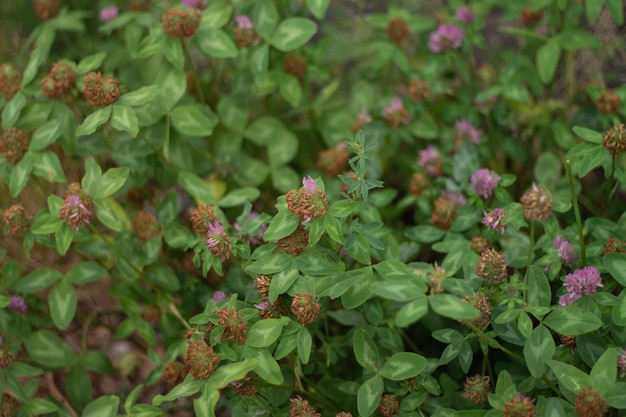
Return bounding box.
[590,347,618,395]
[243,346,283,384]
[9,152,34,197]
[246,318,289,348]
[76,52,106,74]
[268,261,299,302]
[547,360,591,393]
[527,266,551,307]
[543,305,602,335]
[297,327,312,364]
[195,29,238,59]
[24,330,78,368]
[32,151,66,183]
[207,360,258,389]
[178,171,215,205]
[357,375,384,417]
[306,0,330,19]
[536,39,561,84]
[145,264,180,291]
[523,325,555,377]
[94,198,123,232]
[75,106,112,137]
[1,92,27,130]
[604,382,626,408]
[353,328,379,371]
[263,210,299,242]
[201,2,233,29]
[429,294,480,321]
[170,104,219,137]
[14,268,63,293]
[49,279,77,330]
[111,105,139,137]
[219,187,260,207]
[270,18,317,52]
[55,222,74,255]
[604,252,626,286]
[152,379,203,405]
[30,119,62,151]
[82,396,120,417]
[252,0,279,40]
[572,126,603,144]
[379,352,427,381]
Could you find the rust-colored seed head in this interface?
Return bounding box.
[83,72,120,106]
[471,237,490,254]
[284,52,307,77]
[0,393,21,417]
[596,89,620,114]
[33,0,61,20]
[502,393,536,417]
[409,172,428,196]
[0,128,29,164]
[603,124,626,157]
[41,61,76,98]
[59,183,93,230]
[0,64,21,102]
[605,237,626,254]
[162,362,187,385]
[185,340,219,379]
[575,387,608,417]
[190,204,217,236]
[130,0,153,12]
[378,394,399,417]
[256,275,271,302]
[463,374,491,404]
[317,144,349,177]
[408,79,431,102]
[431,196,458,230]
[520,5,544,26]
[460,292,491,329]
[162,8,201,38]
[291,292,320,325]
[0,346,13,368]
[520,183,552,222]
[560,334,576,353]
[3,204,31,237]
[277,225,309,256]
[336,413,353,417]
[289,395,321,417]
[476,248,508,285]
[217,308,248,344]
[386,17,409,43]
[133,211,160,241]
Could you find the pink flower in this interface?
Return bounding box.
[64,195,92,230]
[236,15,253,29]
[553,236,578,266]
[382,98,410,128]
[99,6,119,22]
[457,6,475,24]
[302,176,317,194]
[417,146,443,176]
[482,208,506,234]
[212,291,226,303]
[618,346,626,378]
[254,301,271,310]
[455,119,482,145]
[9,295,27,314]
[471,169,500,198]
[558,266,602,306]
[442,191,466,206]
[207,221,226,250]
[181,0,207,9]
[428,24,464,53]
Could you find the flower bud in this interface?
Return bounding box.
[217,308,247,344]
[377,394,399,417]
[386,17,409,43]
[291,292,320,325]
[463,374,491,404]
[0,128,29,164]
[185,339,219,379]
[33,0,60,21]
[0,64,21,101]
[133,211,160,241]
[476,248,508,286]
[83,72,120,106]
[59,183,93,230]
[3,204,30,237]
[603,124,626,157]
[206,221,232,262]
[283,52,307,77]
[162,8,201,38]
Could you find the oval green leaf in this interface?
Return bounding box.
[270,18,317,52]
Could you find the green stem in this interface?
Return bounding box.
[182,38,206,104]
[169,303,191,330]
[524,221,535,303]
[608,155,617,208]
[565,160,586,264]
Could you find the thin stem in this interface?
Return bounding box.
[565,160,586,264]
[169,303,191,330]
[608,155,617,208]
[524,221,535,303]
[182,38,206,104]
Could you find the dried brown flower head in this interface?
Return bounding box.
[185,340,219,379]
[409,172,429,196]
[133,211,160,241]
[0,64,21,101]
[386,17,409,43]
[59,183,93,230]
[0,128,28,164]
[277,225,309,256]
[0,393,21,417]
[408,79,431,102]
[33,0,60,20]
[229,373,258,397]
[284,52,307,77]
[520,6,544,26]
[217,308,248,344]
[162,361,187,385]
[317,143,349,177]
[431,196,458,230]
[291,293,320,325]
[476,248,508,285]
[190,204,217,236]
[575,387,608,417]
[377,394,399,417]
[130,0,153,12]
[289,395,320,417]
[520,183,552,222]
[605,237,626,254]
[162,8,201,38]
[460,292,491,329]
[470,237,490,254]
[41,61,76,99]
[463,374,491,404]
[0,346,13,369]
[502,393,536,417]
[256,275,271,302]
[596,89,620,114]
[603,124,626,157]
[83,72,120,106]
[3,204,30,237]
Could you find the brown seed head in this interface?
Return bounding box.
[291,292,320,325]
[0,393,21,417]
[162,361,187,385]
[575,387,608,417]
[83,72,120,106]
[431,196,458,230]
[520,183,552,222]
[386,17,409,43]
[42,61,76,98]
[596,89,620,114]
[460,292,491,329]
[3,204,31,237]
[162,8,201,38]
[289,395,320,417]
[33,0,60,20]
[277,225,309,256]
[463,374,491,404]
[377,394,399,417]
[284,52,307,77]
[520,5,544,26]
[217,308,248,344]
[190,204,217,236]
[0,64,21,102]
[408,79,431,102]
[605,237,626,254]
[502,393,536,417]
[256,275,271,302]
[0,128,28,164]
[130,0,153,12]
[317,143,349,177]
[133,211,160,241]
[0,346,13,369]
[603,124,626,157]
[185,340,219,379]
[230,373,258,397]
[409,172,429,196]
[59,183,93,230]
[471,237,490,254]
[476,248,508,285]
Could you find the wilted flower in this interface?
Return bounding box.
[83,72,120,106]
[206,221,232,262]
[181,0,207,9]
[463,374,491,404]
[291,293,320,325]
[129,0,152,12]
[596,89,620,114]
[190,204,217,236]
[162,7,201,38]
[3,204,30,237]
[471,237,490,253]
[605,237,626,253]
[59,183,93,230]
[574,387,608,417]
[277,225,309,256]
[289,395,320,417]
[455,119,482,146]
[418,146,443,176]
[477,248,508,285]
[428,265,446,295]
[162,362,187,385]
[558,266,602,306]
[520,183,552,222]
[185,340,219,379]
[41,61,76,99]
[230,373,258,397]
[256,275,271,302]
[521,5,544,26]
[471,169,499,198]
[502,393,536,417]
[460,292,491,329]
[284,52,307,77]
[217,308,248,343]
[0,128,28,164]
[234,15,259,47]
[383,98,410,128]
[553,236,578,266]
[432,196,458,230]
[317,143,349,177]
[0,64,21,101]
[33,0,60,21]
[560,334,576,354]
[377,394,399,417]
[99,6,119,22]
[618,346,626,378]
[408,79,431,101]
[386,17,409,43]
[457,6,476,24]
[133,211,160,241]
[8,296,26,314]
[603,124,626,157]
[286,176,329,223]
[351,109,372,132]
[482,208,506,234]
[0,346,12,369]
[409,172,429,196]
[428,24,464,53]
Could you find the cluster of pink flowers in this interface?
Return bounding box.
[558,266,602,306]
[455,119,482,145]
[553,236,578,266]
[619,347,626,378]
[382,98,410,128]
[482,208,506,234]
[428,23,464,53]
[9,295,27,314]
[99,6,119,22]
[471,168,500,198]
[457,7,476,24]
[212,291,227,303]
[417,146,443,176]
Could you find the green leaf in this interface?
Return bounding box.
[578,145,608,177]
[117,85,159,107]
[163,36,184,70]
[9,152,34,197]
[379,352,427,381]
[170,104,219,137]
[306,0,330,19]
[82,396,120,417]
[153,63,186,112]
[396,296,429,327]
[328,200,358,217]
[201,3,233,29]
[55,222,74,255]
[76,52,106,74]
[219,187,260,207]
[607,0,624,24]
[270,18,317,52]
[373,259,414,280]
[152,379,203,405]
[178,171,215,205]
[49,279,77,330]
[14,268,63,293]
[193,387,219,417]
[324,216,345,245]
[268,261,299,302]
[604,252,626,286]
[543,305,602,335]
[246,318,288,348]
[371,281,424,302]
[279,73,302,107]
[82,156,103,197]
[556,29,602,50]
[268,130,298,168]
[23,398,59,415]
[353,328,379,371]
[243,346,283,384]
[429,294,480,321]
[572,126,603,144]
[536,39,561,84]
[527,266,551,307]
[30,119,63,151]
[547,359,592,393]
[357,375,384,417]
[2,92,27,130]
[94,198,124,232]
[24,330,78,368]
[604,382,626,408]
[297,327,312,364]
[404,225,446,243]
[252,0,279,40]
[32,151,66,182]
[30,213,63,235]
[110,105,139,137]
[145,264,180,291]
[66,262,108,285]
[217,96,249,133]
[263,210,299,242]
[95,167,129,199]
[612,295,626,326]
[207,359,258,389]
[80,350,115,375]
[250,44,269,74]
[523,325,555,377]
[195,29,238,59]
[590,347,618,395]
[245,116,284,146]
[75,106,112,137]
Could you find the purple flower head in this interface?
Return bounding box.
[181,0,207,9]
[212,291,227,303]
[441,191,466,207]
[558,291,581,306]
[254,301,271,310]
[206,221,226,250]
[559,266,602,306]
[99,6,119,22]
[9,295,27,314]
[66,195,91,230]
[456,6,475,24]
[455,119,482,145]
[553,236,578,266]
[302,176,317,194]
[471,168,500,198]
[236,15,253,29]
[482,208,506,234]
[382,97,410,127]
[428,23,464,53]
[536,26,548,36]
[619,346,626,378]
[417,146,443,176]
